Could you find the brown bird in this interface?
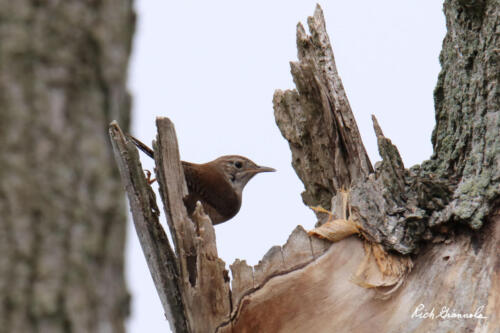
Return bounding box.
[127,135,275,224]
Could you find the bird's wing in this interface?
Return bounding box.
[182,162,240,223]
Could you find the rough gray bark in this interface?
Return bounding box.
[274,18,373,211]
[429,0,500,230]
[274,2,499,255]
[0,1,134,332]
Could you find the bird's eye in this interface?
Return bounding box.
[234,161,242,169]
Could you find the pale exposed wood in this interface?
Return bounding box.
[282,226,314,269]
[351,241,413,295]
[251,226,325,288]
[228,225,332,322]
[309,236,333,259]
[253,246,285,287]
[230,260,254,310]
[220,214,500,333]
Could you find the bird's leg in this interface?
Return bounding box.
[145,170,156,185]
[125,134,156,184]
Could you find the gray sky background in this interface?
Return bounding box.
[127,1,446,331]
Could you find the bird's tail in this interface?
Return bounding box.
[126,134,154,159]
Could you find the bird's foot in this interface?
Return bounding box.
[145,170,156,184]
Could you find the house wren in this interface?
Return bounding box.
[127,135,275,224]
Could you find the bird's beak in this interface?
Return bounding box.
[251,165,276,174]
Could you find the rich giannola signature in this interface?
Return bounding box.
[411,304,488,320]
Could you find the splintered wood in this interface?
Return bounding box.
[110,119,231,333]
[308,189,360,242]
[352,242,413,298]
[229,226,331,315]
[308,189,413,296]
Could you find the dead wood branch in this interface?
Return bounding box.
[109,121,189,332]
[110,119,231,333]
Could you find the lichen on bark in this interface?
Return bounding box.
[426,0,500,229]
[274,1,499,255]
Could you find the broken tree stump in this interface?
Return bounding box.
[110,2,499,332]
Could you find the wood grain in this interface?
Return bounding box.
[109,121,189,333]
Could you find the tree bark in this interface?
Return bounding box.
[111,2,499,333]
[430,0,499,230]
[275,1,499,256]
[0,1,134,332]
[260,2,498,332]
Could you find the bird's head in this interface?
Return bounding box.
[214,155,275,195]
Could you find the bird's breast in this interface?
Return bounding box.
[182,162,241,224]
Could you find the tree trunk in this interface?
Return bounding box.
[0,1,134,332]
[110,2,499,333]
